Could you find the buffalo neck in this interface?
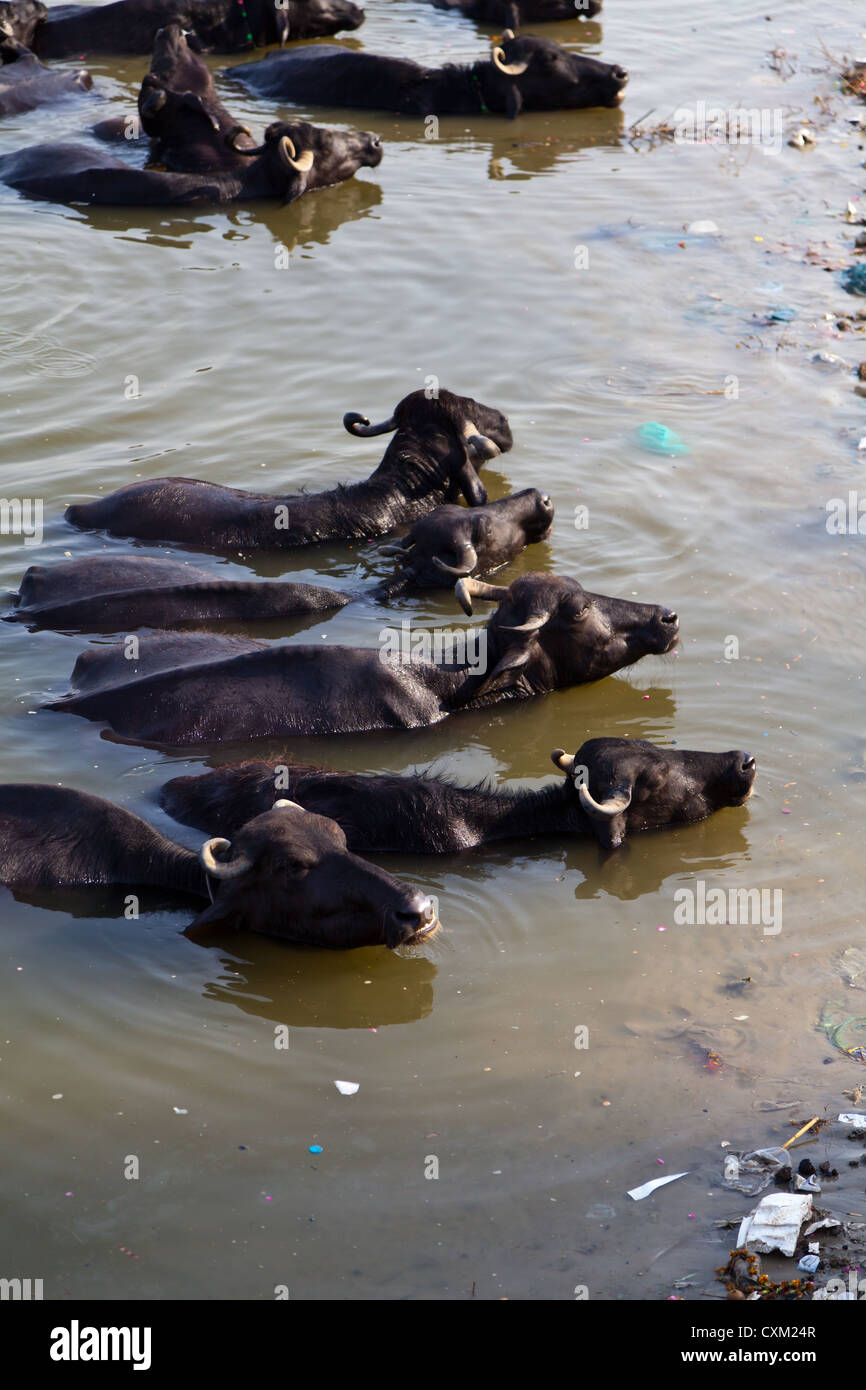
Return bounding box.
[266,424,465,542]
[457,779,591,845]
[423,62,498,115]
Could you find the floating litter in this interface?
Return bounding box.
[334,1080,359,1096]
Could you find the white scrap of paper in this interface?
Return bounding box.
[334,1080,359,1096]
[627,1171,690,1201]
[839,1112,866,1131]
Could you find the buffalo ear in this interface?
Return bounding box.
[505,84,524,119]
[473,644,531,699]
[458,459,488,507]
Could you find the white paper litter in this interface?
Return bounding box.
[838,1112,866,1131]
[627,1171,690,1201]
[334,1080,359,1096]
[737,1193,813,1257]
[804,1217,841,1237]
[172,1106,188,1114]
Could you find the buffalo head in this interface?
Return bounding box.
[381,488,553,587]
[227,118,382,201]
[344,387,512,508]
[191,800,439,948]
[551,738,757,848]
[456,572,679,697]
[484,32,627,116]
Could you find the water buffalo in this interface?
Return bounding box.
[32,0,363,60]
[227,31,628,118]
[0,0,44,45]
[0,109,381,204]
[5,555,349,631]
[423,0,602,25]
[0,785,437,947]
[64,388,511,550]
[375,488,553,597]
[46,573,679,745]
[0,30,90,115]
[161,739,757,853]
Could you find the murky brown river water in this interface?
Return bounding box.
[1,0,865,1301]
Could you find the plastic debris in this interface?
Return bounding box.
[737,1192,813,1256]
[817,1004,866,1063]
[627,1170,689,1200]
[686,220,720,236]
[334,1080,359,1096]
[172,1106,188,1114]
[842,265,866,297]
[309,1144,323,1154]
[798,1254,820,1273]
[794,1173,821,1193]
[838,1112,866,1131]
[723,1147,790,1196]
[788,129,816,149]
[804,1217,841,1237]
[634,422,688,457]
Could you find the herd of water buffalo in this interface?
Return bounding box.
[0,0,627,203]
[0,0,758,951]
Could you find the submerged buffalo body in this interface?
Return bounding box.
[33,0,363,59]
[227,33,628,118]
[424,0,602,23]
[0,784,437,948]
[162,739,757,853]
[47,574,679,745]
[64,388,511,550]
[376,488,553,596]
[6,555,349,631]
[0,32,90,115]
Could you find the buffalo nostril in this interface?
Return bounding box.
[743,755,756,771]
[613,67,629,83]
[661,609,678,625]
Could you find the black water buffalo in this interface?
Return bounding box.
[46,573,679,745]
[161,739,757,853]
[227,32,628,117]
[423,0,602,25]
[0,785,437,947]
[0,31,90,114]
[0,1,44,45]
[64,389,511,551]
[376,488,553,596]
[6,555,348,631]
[0,116,381,205]
[33,0,363,60]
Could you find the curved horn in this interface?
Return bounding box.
[273,798,305,810]
[432,543,478,579]
[550,749,576,773]
[278,134,315,173]
[226,124,259,152]
[463,421,501,460]
[455,575,508,615]
[499,612,547,633]
[200,837,252,879]
[501,28,516,40]
[492,45,528,77]
[343,411,397,438]
[578,783,632,820]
